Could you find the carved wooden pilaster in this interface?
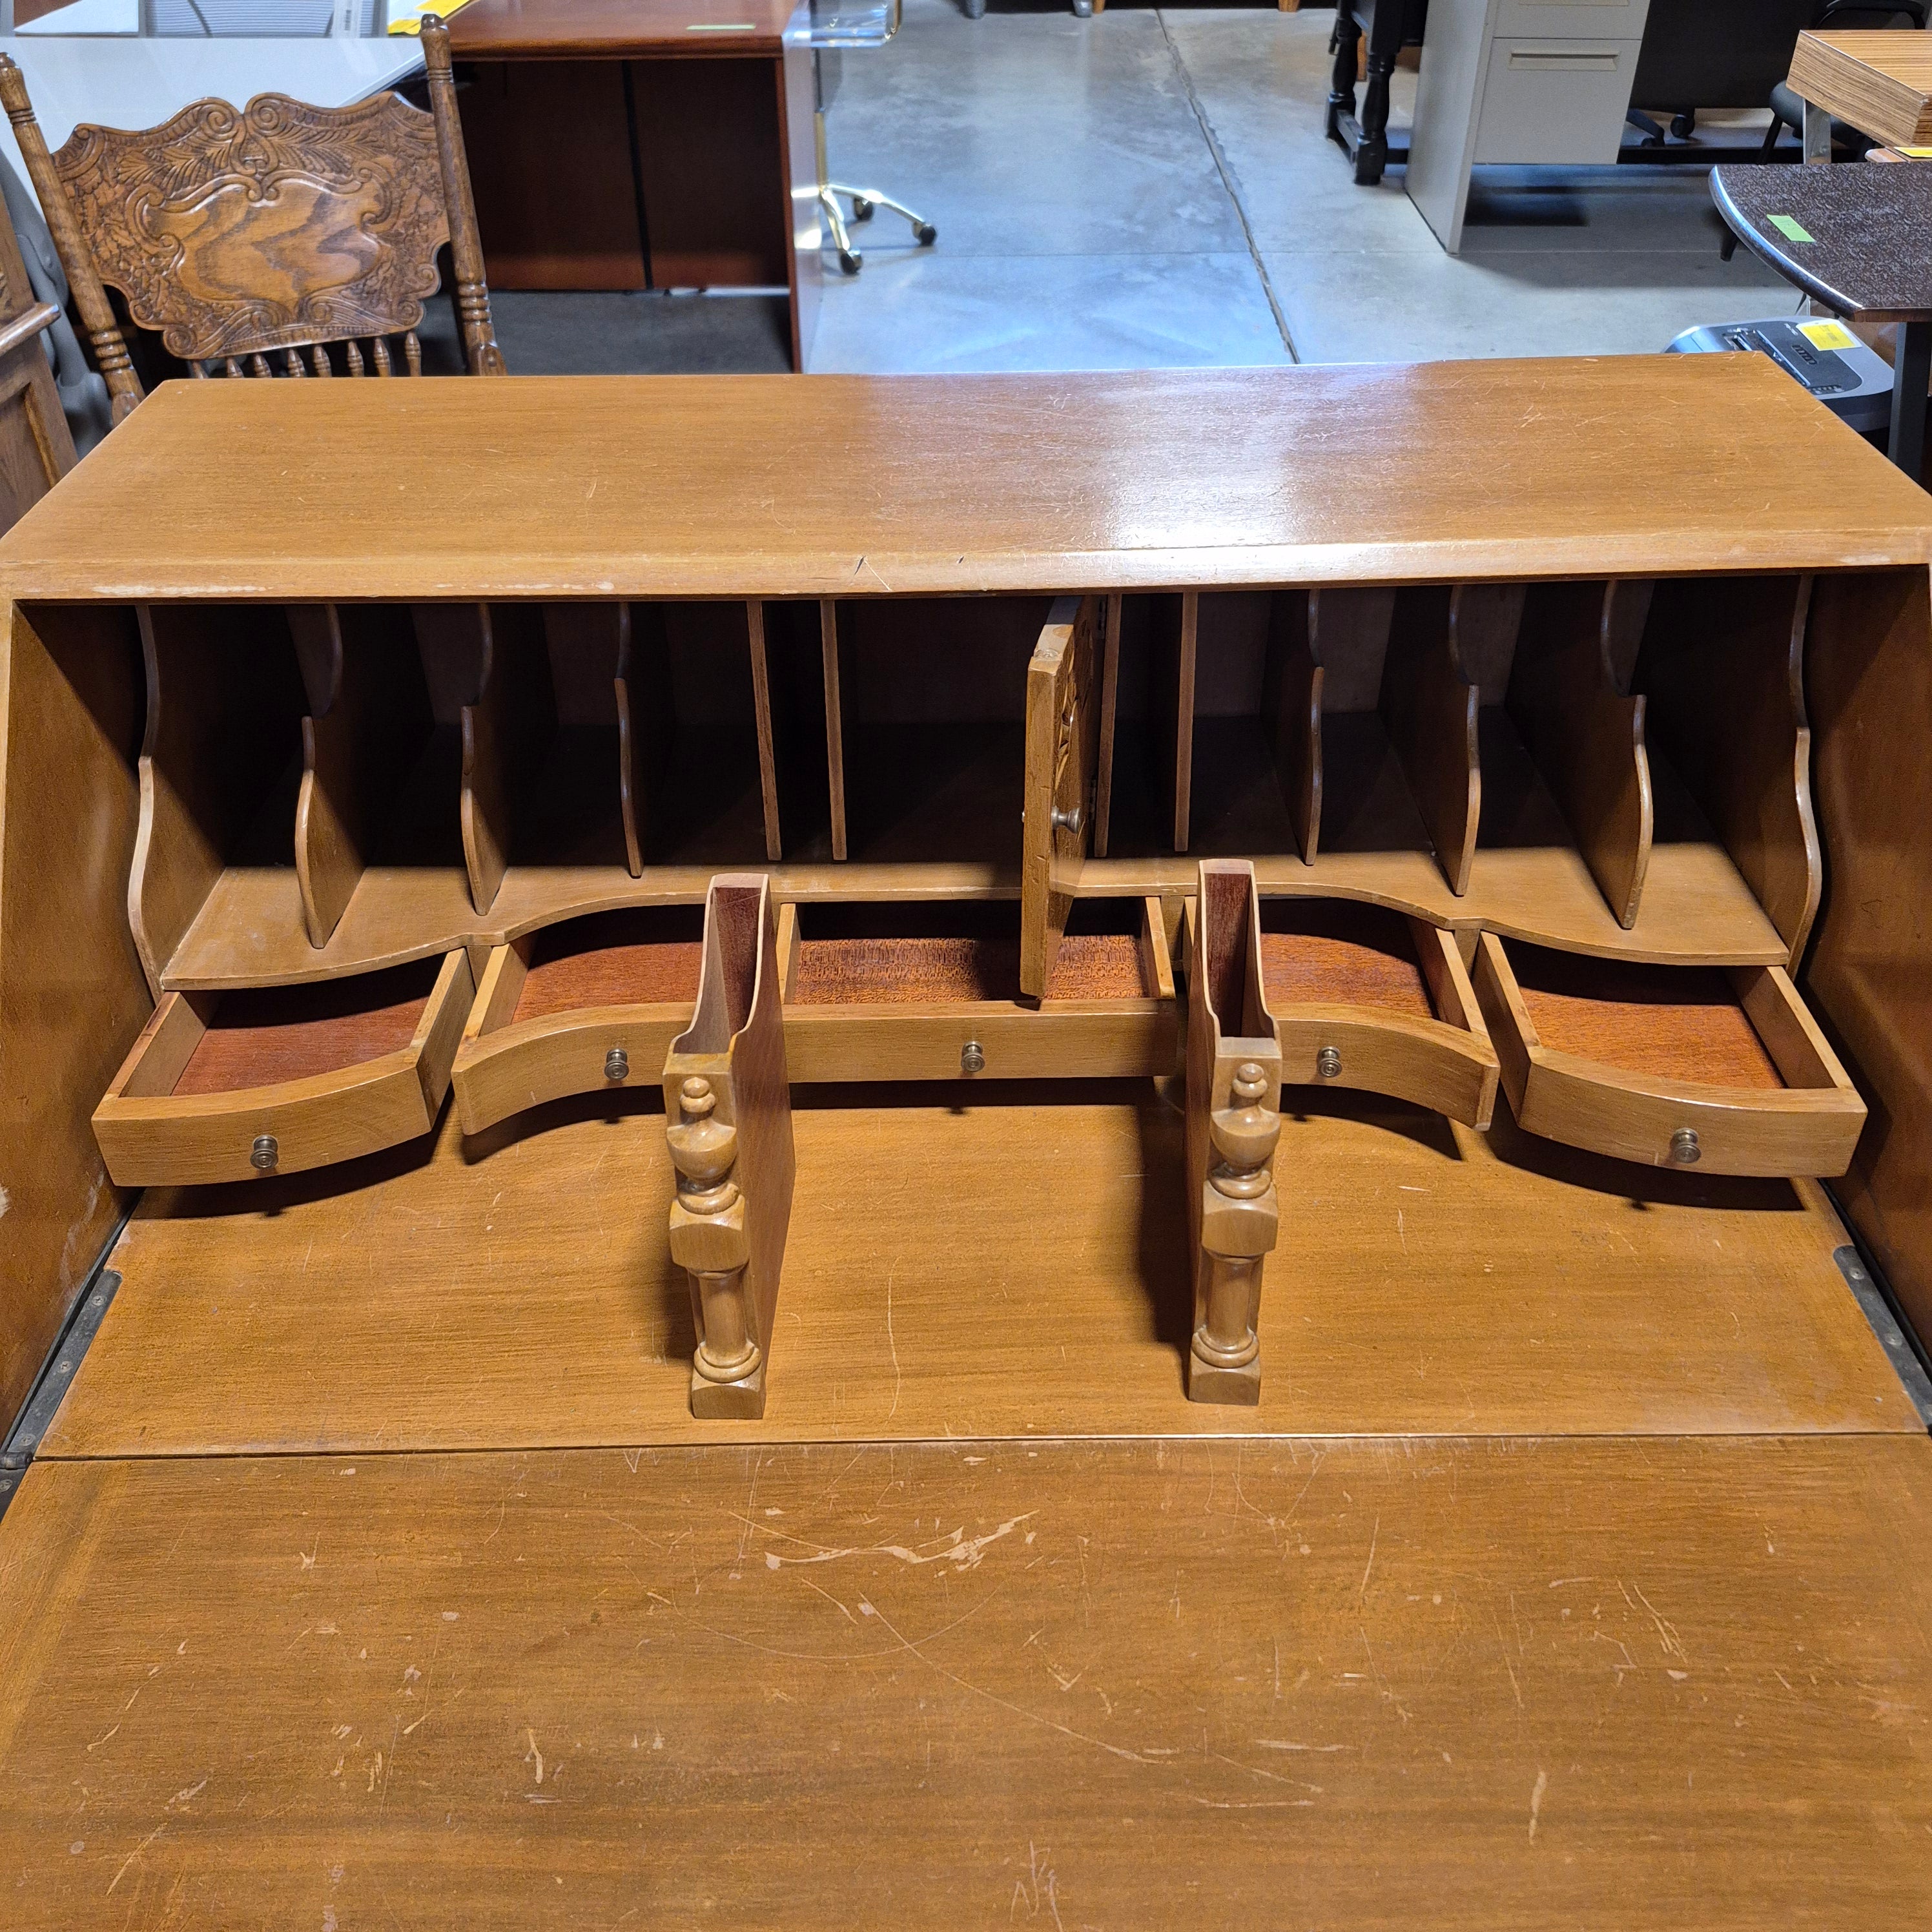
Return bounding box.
[1186,860,1283,1405]
[663,874,794,1420]
[421,17,508,378]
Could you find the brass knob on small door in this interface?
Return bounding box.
[1669,1127,1701,1165]
[1050,801,1084,838]
[250,1134,279,1172]
[604,1047,630,1083]
[1316,1045,1342,1079]
[960,1040,986,1075]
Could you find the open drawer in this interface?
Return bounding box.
[93,952,473,1186]
[451,907,704,1134]
[1257,898,1499,1129]
[1472,936,1865,1176]
[779,896,1177,1083]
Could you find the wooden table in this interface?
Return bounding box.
[447,0,819,369]
[4,363,1932,1925]
[1712,158,1932,477]
[1787,27,1932,152]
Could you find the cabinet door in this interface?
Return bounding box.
[1020,595,1101,999]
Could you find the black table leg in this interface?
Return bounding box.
[1326,12,1361,147]
[1891,319,1931,484]
[1355,50,1395,185]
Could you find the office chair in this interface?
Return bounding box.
[812,0,938,276]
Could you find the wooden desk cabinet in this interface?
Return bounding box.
[5,362,1932,1923]
[1,358,1928,1428]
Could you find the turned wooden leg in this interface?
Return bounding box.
[664,874,794,1420]
[1355,52,1395,185]
[1327,13,1361,143]
[1185,861,1283,1406]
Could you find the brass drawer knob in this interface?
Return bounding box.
[960,1040,986,1075]
[250,1134,279,1173]
[1670,1127,1701,1165]
[604,1047,630,1083]
[1317,1045,1342,1080]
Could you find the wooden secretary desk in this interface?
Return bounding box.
[0,360,1930,1926]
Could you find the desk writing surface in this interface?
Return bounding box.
[1789,28,1932,149]
[1,361,1926,602]
[447,0,796,57]
[1712,161,1932,323]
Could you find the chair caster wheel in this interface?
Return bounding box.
[1073,0,1093,14]
[838,248,861,275]
[963,0,985,15]
[915,221,937,247]
[851,196,874,221]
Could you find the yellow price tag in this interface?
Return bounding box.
[1797,320,1856,352]
[387,0,475,33]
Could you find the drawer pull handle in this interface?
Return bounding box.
[1051,801,1085,838]
[250,1134,279,1173]
[1670,1127,1701,1166]
[961,1040,986,1075]
[1317,1045,1342,1080]
[604,1047,630,1083]
[1506,50,1620,70]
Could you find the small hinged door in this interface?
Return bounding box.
[1020,594,1101,998]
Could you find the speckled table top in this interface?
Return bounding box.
[1713,161,1932,321]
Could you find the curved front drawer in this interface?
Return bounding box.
[1472,936,1865,1177]
[92,951,473,1186]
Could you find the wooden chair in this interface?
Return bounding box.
[0,15,504,427]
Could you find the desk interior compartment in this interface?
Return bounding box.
[1257,896,1499,1128]
[451,905,706,1135]
[813,593,1056,865]
[777,895,1176,1082]
[1472,934,1864,1176]
[92,951,473,1186]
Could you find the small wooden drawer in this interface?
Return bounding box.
[1472,936,1866,1177]
[451,907,704,1135]
[94,952,473,1186]
[779,896,1177,1083]
[1258,898,1499,1128]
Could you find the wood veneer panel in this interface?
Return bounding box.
[0,602,146,1432]
[3,1436,1931,1929]
[169,963,440,1098]
[1259,901,1435,1019]
[1506,947,1783,1092]
[511,909,706,1021]
[6,361,1926,603]
[788,931,1146,1005]
[41,1089,1916,1455]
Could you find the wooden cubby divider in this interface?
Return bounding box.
[816,597,848,862]
[1634,573,1823,961]
[289,602,435,949]
[1503,579,1653,929]
[450,602,556,915]
[1379,585,1482,895]
[128,603,307,993]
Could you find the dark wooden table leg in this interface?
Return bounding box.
[1891,319,1930,484]
[1355,48,1395,185]
[1326,9,1361,147]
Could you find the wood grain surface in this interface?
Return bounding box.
[37,1084,1915,1455]
[1789,28,1932,147]
[449,0,796,57]
[3,1434,1931,1929]
[2,361,1926,603]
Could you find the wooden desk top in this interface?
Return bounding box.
[2,360,1926,603]
[1712,160,1932,324]
[1789,28,1932,149]
[446,0,796,58]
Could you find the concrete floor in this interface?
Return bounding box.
[808,1,1800,372]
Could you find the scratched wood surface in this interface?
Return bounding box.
[1,360,1927,603]
[1,1435,1930,1930]
[39,1087,1914,1456]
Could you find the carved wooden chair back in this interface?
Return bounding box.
[0,16,503,426]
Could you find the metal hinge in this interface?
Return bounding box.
[1834,1246,1932,1430]
[0,1268,121,1524]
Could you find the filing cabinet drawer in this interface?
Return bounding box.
[1475,40,1641,165]
[1494,0,1650,41]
